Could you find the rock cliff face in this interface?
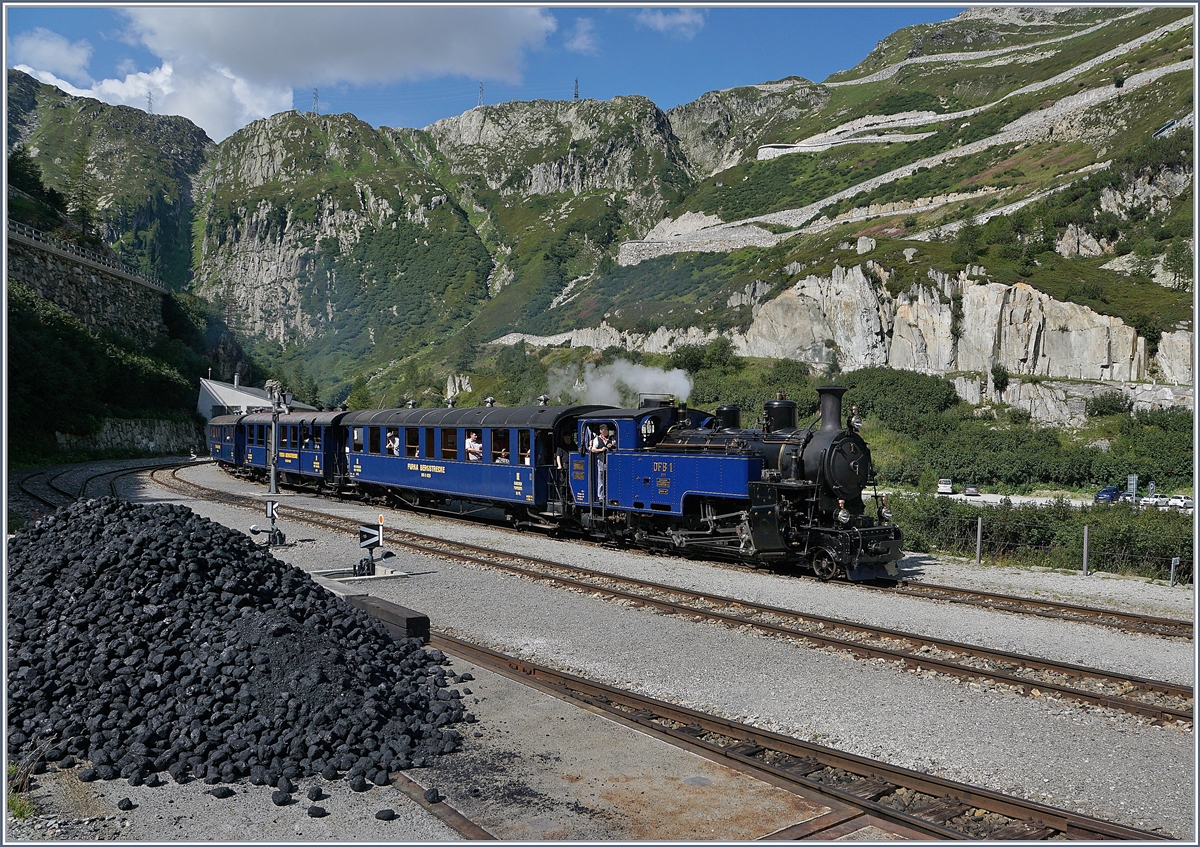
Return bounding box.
[664,78,828,177]
[190,111,490,367]
[493,261,1192,420]
[420,97,691,236]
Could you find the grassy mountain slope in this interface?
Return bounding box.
[6,69,214,288]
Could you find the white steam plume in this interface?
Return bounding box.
[547,361,693,408]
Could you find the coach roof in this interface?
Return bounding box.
[337,405,614,430]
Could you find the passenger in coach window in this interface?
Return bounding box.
[465,431,483,461]
[590,424,613,500]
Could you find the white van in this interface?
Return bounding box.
[937,479,954,495]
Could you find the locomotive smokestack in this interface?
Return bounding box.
[817,386,847,432]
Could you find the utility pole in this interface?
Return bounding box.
[478,81,484,108]
[265,380,292,495]
[574,78,579,100]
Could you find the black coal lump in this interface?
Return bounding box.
[5,498,467,790]
[375,809,396,821]
[209,786,235,799]
[116,798,135,811]
[271,790,291,807]
[307,806,328,818]
[306,786,323,801]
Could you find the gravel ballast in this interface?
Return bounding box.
[10,463,1191,839]
[165,464,1196,838]
[6,497,468,797]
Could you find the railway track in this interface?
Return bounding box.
[15,459,192,512]
[885,581,1192,640]
[202,465,1194,641]
[432,630,1168,841]
[153,467,1194,726]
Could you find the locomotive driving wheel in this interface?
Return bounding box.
[811,551,839,582]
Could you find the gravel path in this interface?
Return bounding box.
[98,464,1194,839]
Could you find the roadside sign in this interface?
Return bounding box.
[1149,481,1156,496]
[1126,474,1137,496]
[265,500,278,520]
[359,525,383,549]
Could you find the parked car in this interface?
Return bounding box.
[1094,486,1120,503]
[963,483,981,496]
[1167,494,1194,512]
[1117,491,1139,504]
[1140,493,1170,508]
[937,478,954,495]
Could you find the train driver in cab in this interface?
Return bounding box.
[590,424,613,500]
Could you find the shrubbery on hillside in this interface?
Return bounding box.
[7,282,197,462]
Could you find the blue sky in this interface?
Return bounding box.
[6,5,966,142]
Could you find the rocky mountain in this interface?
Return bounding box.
[665,77,828,178]
[6,69,213,288]
[5,5,1193,420]
[190,110,492,382]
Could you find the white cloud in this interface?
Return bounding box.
[635,9,706,40]
[9,27,93,85]
[10,7,558,142]
[565,18,598,56]
[123,7,558,86]
[14,60,292,143]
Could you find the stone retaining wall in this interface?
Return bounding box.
[56,419,203,454]
[6,239,166,348]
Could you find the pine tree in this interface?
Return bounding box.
[1162,240,1193,291]
[66,136,97,234]
[346,375,375,410]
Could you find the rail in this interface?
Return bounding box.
[6,220,168,293]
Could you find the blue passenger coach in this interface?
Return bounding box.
[336,405,609,513]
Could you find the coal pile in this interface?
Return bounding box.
[6,497,468,789]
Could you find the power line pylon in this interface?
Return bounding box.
[312,89,319,116]
[478,81,484,108]
[574,78,579,100]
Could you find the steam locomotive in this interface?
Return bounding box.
[206,385,902,581]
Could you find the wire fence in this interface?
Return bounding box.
[889,496,1193,584]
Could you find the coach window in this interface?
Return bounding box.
[352,427,364,453]
[518,430,532,465]
[535,431,552,465]
[368,426,382,455]
[424,428,435,458]
[301,425,312,449]
[441,428,458,461]
[312,427,322,450]
[405,428,420,457]
[492,429,511,463]
[224,426,232,443]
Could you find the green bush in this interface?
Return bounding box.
[990,364,1010,393]
[1086,391,1133,417]
[889,494,1191,580]
[7,282,197,462]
